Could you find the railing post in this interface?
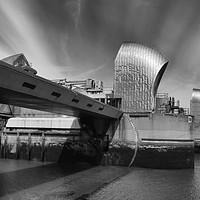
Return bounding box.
[3,133,7,158]
[27,133,31,160]
[16,132,20,159]
[41,133,45,162]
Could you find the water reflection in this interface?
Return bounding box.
[0,160,93,197]
[89,155,200,200]
[1,156,200,199]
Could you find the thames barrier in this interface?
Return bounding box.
[0,43,197,199]
[0,42,193,169]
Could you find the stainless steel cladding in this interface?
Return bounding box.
[114,43,169,113]
[191,88,200,125]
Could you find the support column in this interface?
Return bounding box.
[0,117,8,159]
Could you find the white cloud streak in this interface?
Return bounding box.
[0,0,68,79]
[73,64,106,80]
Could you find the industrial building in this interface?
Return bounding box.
[0,43,194,169]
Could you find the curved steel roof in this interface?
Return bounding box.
[191,88,200,124]
[191,88,200,102]
[114,42,169,112]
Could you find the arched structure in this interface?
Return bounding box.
[191,88,200,125]
[114,42,169,112]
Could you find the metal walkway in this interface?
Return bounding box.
[0,61,122,120]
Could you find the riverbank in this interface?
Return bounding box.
[0,159,130,200]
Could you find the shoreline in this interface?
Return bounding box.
[0,160,131,200]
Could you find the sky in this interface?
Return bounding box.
[0,0,200,108]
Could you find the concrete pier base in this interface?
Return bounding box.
[100,141,135,166]
[101,141,194,169]
[104,113,194,169]
[134,142,194,169]
[195,140,200,153]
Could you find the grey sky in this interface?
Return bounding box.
[0,0,200,108]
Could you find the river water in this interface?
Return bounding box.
[89,154,200,200]
[1,155,200,199]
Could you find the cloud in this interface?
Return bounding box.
[0,0,73,79]
[64,0,82,29]
[73,64,106,80]
[1,0,200,108]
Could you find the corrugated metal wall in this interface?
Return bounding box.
[113,43,168,113]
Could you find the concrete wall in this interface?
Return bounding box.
[107,112,193,143]
[194,125,200,140]
[104,113,194,169]
[106,114,137,143]
[131,113,193,141]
